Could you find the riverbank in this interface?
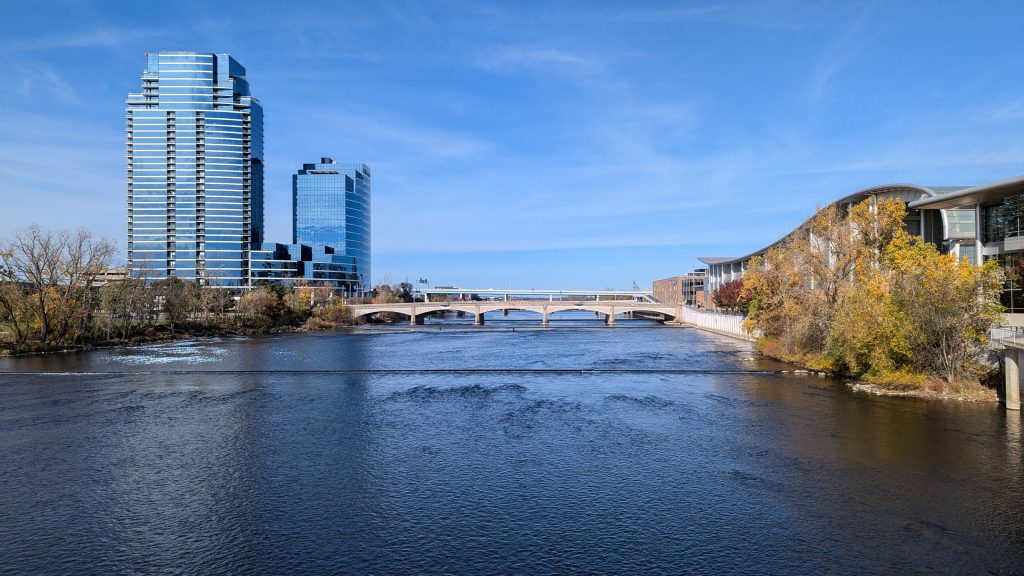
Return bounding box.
[0,323,307,357]
[678,320,1001,403]
[850,380,997,402]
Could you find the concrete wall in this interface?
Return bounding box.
[679,306,755,341]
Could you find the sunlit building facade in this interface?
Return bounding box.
[695,176,1024,314]
[126,51,264,287]
[292,158,371,293]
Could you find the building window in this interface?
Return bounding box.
[993,252,1024,313]
[946,209,975,235]
[958,244,977,265]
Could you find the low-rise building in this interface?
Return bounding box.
[653,270,707,307]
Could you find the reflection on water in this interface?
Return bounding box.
[0,315,1021,574]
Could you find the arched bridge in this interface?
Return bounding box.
[348,300,682,326]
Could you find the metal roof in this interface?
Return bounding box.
[907,175,1024,210]
[696,183,948,268]
[697,257,741,265]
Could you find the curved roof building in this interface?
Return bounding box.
[697,176,1024,311]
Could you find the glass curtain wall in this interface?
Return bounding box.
[293,160,371,294]
[126,51,263,288]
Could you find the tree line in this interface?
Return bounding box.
[0,225,422,354]
[711,198,1003,388]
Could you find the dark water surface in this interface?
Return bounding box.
[1,314,1022,575]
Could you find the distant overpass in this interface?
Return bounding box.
[413,287,657,302]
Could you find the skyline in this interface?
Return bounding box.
[2,1,1023,288]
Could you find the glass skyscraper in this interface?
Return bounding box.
[292,158,371,293]
[126,51,264,287]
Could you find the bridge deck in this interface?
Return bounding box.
[347,300,680,326]
[413,288,655,302]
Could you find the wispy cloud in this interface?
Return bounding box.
[599,1,824,30]
[0,56,80,104]
[287,110,491,162]
[805,3,881,103]
[0,113,124,249]
[472,45,601,75]
[3,26,167,51]
[978,97,1024,122]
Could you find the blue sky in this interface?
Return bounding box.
[1,1,1022,289]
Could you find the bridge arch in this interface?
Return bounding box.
[613,307,677,321]
[350,308,415,323]
[345,301,678,325]
[544,305,676,321]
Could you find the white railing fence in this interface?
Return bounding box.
[679,306,757,341]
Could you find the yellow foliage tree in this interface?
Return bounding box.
[744,196,1004,385]
[884,235,1003,382]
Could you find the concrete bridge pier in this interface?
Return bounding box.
[605,313,615,326]
[474,313,485,326]
[1007,348,1022,411]
[541,311,549,326]
[410,314,425,326]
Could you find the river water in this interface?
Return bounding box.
[1,312,1022,574]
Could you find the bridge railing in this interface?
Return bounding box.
[347,300,673,308]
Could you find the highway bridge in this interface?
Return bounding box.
[347,300,679,326]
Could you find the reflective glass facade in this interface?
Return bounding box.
[126,52,264,287]
[983,194,1024,243]
[945,209,976,236]
[292,158,371,293]
[250,243,362,295]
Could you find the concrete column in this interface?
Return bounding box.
[542,311,549,326]
[409,306,423,326]
[474,312,485,325]
[605,313,615,326]
[1008,348,1022,410]
[975,202,983,264]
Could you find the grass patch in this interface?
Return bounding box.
[861,368,930,390]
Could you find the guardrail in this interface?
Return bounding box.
[993,326,1024,348]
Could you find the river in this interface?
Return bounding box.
[1,312,1022,574]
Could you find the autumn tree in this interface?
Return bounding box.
[0,225,115,346]
[100,276,153,340]
[743,240,824,360]
[826,269,915,378]
[235,287,280,330]
[884,235,1003,382]
[152,277,202,331]
[373,281,414,304]
[744,196,1004,386]
[711,279,746,311]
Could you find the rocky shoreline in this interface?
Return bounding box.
[848,380,998,402]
